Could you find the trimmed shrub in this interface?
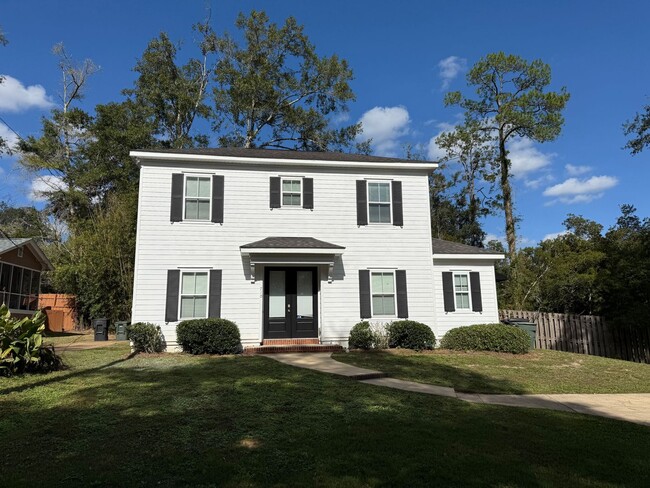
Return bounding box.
[0,305,64,376]
[176,318,243,355]
[348,321,374,349]
[127,322,165,353]
[440,323,530,354]
[387,320,436,351]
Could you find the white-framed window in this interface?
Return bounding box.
[453,272,471,310]
[367,181,391,224]
[184,175,211,221]
[281,177,302,207]
[179,271,209,319]
[371,271,396,317]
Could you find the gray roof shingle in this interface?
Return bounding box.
[241,237,345,250]
[432,238,504,255]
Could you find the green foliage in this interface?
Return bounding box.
[387,320,436,351]
[0,305,64,376]
[205,10,360,151]
[348,321,374,350]
[0,202,54,240]
[624,103,650,154]
[440,323,530,354]
[126,322,165,353]
[176,318,243,355]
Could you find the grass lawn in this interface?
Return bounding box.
[333,349,650,394]
[1,346,649,487]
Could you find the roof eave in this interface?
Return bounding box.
[241,247,345,256]
[432,253,505,260]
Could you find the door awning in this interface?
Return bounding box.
[240,237,345,283]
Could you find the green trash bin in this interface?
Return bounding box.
[115,321,129,341]
[504,319,537,349]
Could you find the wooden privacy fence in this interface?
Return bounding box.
[499,310,650,364]
[39,294,78,332]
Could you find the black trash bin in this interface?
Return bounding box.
[115,321,128,341]
[502,318,537,349]
[92,318,109,341]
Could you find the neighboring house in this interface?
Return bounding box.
[0,238,54,318]
[129,147,504,350]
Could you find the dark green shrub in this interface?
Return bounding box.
[127,322,165,353]
[348,321,374,349]
[440,323,530,354]
[176,318,243,355]
[387,320,436,351]
[0,305,64,376]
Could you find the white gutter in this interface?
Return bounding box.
[433,253,505,260]
[130,151,438,171]
[240,248,344,256]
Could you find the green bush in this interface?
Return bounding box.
[126,322,165,353]
[348,321,374,349]
[0,305,64,376]
[176,318,243,355]
[387,320,436,351]
[440,323,530,354]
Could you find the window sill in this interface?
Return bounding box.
[172,221,219,225]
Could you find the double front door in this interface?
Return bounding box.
[264,267,318,339]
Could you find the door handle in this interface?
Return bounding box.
[287,303,291,311]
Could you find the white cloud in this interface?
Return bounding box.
[543,230,569,241]
[357,106,410,156]
[524,173,554,189]
[29,175,68,202]
[438,56,467,90]
[426,122,455,161]
[565,164,592,176]
[543,175,618,204]
[0,75,54,113]
[509,137,555,177]
[0,123,19,151]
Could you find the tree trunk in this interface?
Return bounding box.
[499,129,516,260]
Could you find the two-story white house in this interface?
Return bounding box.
[129,148,503,350]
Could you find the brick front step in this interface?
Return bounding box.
[262,338,320,346]
[244,344,344,355]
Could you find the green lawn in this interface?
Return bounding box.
[333,349,650,394]
[1,346,649,487]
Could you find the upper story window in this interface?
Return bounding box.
[282,178,302,207]
[367,182,391,224]
[184,176,211,221]
[371,271,396,317]
[453,272,471,310]
[180,271,208,319]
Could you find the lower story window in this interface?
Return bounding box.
[454,273,471,310]
[371,271,396,316]
[0,263,40,311]
[180,272,208,319]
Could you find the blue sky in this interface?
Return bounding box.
[1,0,649,245]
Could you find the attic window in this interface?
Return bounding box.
[17,248,23,258]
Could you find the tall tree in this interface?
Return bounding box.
[0,202,55,240]
[623,103,650,154]
[204,10,361,151]
[445,53,570,259]
[123,32,211,148]
[0,27,8,153]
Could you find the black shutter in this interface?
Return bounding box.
[470,272,483,312]
[170,174,184,222]
[270,177,281,208]
[208,269,222,318]
[165,270,180,322]
[359,270,371,318]
[356,180,368,226]
[392,180,403,227]
[212,175,224,223]
[396,270,409,318]
[303,177,314,209]
[442,272,455,312]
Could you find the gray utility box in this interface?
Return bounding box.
[115,321,129,341]
[92,318,109,341]
[502,318,537,349]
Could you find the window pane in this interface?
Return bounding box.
[372,295,384,315]
[368,183,379,202]
[282,180,293,192]
[456,293,470,309]
[378,204,391,223]
[282,194,293,206]
[30,272,40,295]
[0,263,11,292]
[369,203,380,223]
[185,200,198,219]
[180,297,194,318]
[197,201,210,220]
[269,271,285,318]
[9,293,19,309]
[296,271,313,318]
[454,274,469,292]
[371,273,384,293]
[378,183,390,202]
[195,273,208,294]
[185,177,198,197]
[382,296,395,315]
[193,297,207,318]
[21,270,31,295]
[291,180,301,192]
[10,267,21,294]
[182,273,195,295]
[382,273,394,293]
[198,177,211,198]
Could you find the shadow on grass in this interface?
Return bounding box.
[1,350,649,487]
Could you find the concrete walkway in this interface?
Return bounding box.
[269,353,650,426]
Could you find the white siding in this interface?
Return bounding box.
[131,161,437,347]
[432,258,501,338]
